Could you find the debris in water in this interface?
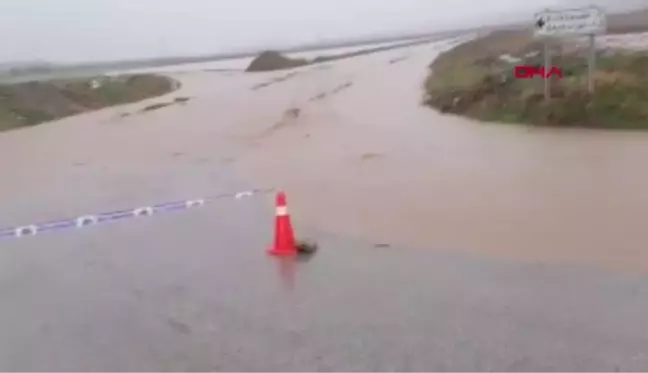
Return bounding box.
[141,102,172,112]
[361,152,384,161]
[285,108,301,119]
[297,239,319,255]
[310,92,327,101]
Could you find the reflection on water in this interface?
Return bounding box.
[274,257,297,292]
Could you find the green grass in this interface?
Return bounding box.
[0,74,177,131]
[424,31,648,130]
[0,107,28,131]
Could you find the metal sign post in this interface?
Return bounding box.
[588,33,596,93]
[533,6,606,98]
[544,41,551,100]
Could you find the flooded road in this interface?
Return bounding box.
[232,40,648,274]
[2,38,648,370]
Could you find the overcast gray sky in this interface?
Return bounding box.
[0,0,645,63]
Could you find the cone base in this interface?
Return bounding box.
[267,246,297,256]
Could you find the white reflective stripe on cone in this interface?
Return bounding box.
[276,206,288,216]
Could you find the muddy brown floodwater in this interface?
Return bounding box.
[233,40,648,274]
[5,38,648,370]
[4,38,648,274]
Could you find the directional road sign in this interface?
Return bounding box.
[534,6,606,38]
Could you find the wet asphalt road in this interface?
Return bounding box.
[3,39,648,371]
[2,195,648,371]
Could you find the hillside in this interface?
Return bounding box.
[0,74,176,131]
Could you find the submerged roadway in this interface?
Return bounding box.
[1,37,648,370]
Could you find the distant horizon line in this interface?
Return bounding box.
[2,5,642,67]
[2,24,488,67]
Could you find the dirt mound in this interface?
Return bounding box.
[246,38,443,73]
[245,51,308,72]
[0,74,176,131]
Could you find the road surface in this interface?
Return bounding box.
[2,37,648,370]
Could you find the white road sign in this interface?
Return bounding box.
[534,6,606,37]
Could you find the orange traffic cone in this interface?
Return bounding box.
[268,191,298,256]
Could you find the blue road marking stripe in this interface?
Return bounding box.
[0,188,273,241]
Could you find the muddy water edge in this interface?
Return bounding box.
[235,40,648,274]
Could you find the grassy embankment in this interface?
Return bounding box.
[424,11,648,129]
[0,74,176,132]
